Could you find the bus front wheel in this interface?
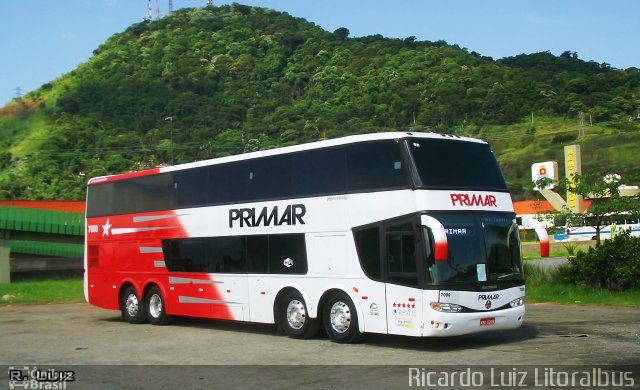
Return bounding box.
[121,286,146,324]
[322,292,361,343]
[279,291,319,339]
[145,286,172,325]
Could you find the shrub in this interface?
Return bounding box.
[523,262,572,287]
[563,242,578,255]
[567,232,640,290]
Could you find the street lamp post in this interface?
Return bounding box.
[164,116,174,165]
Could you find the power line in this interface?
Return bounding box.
[4,127,607,159]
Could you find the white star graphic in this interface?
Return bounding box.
[102,218,112,237]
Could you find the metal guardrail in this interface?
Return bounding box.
[10,240,83,258]
[0,206,85,282]
[0,206,84,236]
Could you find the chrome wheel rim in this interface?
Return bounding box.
[125,294,139,317]
[286,300,306,330]
[149,294,163,319]
[329,301,351,334]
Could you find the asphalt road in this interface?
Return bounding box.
[1,302,639,389]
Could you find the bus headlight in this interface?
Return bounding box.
[430,302,462,313]
[509,297,524,308]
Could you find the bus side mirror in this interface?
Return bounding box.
[421,215,448,262]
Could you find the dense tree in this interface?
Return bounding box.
[1,5,639,199]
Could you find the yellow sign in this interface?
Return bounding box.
[564,145,583,213]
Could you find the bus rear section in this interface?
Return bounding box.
[554,214,640,242]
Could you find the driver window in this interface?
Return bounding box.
[386,222,418,287]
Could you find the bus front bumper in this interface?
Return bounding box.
[422,305,525,337]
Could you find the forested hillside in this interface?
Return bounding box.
[1,4,639,200]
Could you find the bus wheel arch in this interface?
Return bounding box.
[319,289,362,344]
[274,287,319,339]
[119,283,146,324]
[143,283,172,325]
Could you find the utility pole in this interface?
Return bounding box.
[578,111,585,137]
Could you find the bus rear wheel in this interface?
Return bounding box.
[145,286,171,325]
[323,292,361,343]
[121,286,146,324]
[279,291,319,339]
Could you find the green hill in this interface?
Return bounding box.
[1,4,639,200]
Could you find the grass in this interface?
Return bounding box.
[522,248,570,260]
[523,262,640,307]
[526,283,640,307]
[0,278,84,304]
[522,247,586,260]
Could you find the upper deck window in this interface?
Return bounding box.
[87,138,413,217]
[408,138,507,192]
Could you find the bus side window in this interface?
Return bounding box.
[247,155,291,201]
[246,236,268,273]
[174,167,207,208]
[291,147,347,197]
[347,141,408,192]
[354,226,381,281]
[209,161,247,204]
[86,182,114,217]
[162,238,206,273]
[209,237,246,273]
[385,222,418,287]
[269,234,308,275]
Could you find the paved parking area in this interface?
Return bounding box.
[1,302,638,388]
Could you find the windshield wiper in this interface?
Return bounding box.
[497,273,520,279]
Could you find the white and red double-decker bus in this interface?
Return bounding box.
[85,132,525,343]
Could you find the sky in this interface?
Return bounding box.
[1,0,638,107]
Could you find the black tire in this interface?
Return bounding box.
[145,286,172,325]
[322,292,362,343]
[279,291,319,339]
[121,286,147,324]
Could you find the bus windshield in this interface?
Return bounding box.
[426,213,523,286]
[407,138,508,191]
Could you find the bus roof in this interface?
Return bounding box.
[88,131,486,185]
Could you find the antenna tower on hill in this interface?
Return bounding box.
[168,0,173,13]
[207,0,213,6]
[145,0,152,21]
